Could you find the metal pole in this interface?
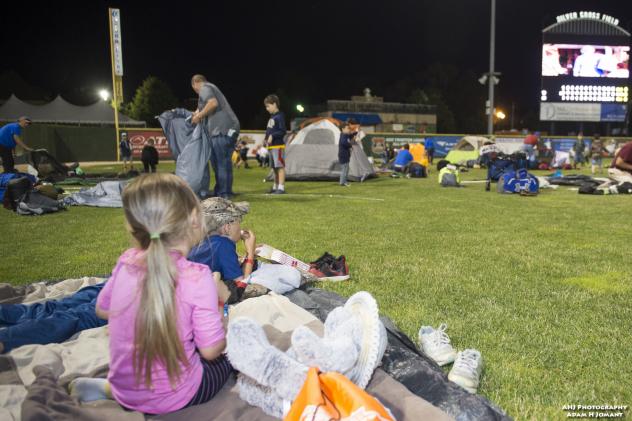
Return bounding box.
[487,0,496,135]
[108,8,121,162]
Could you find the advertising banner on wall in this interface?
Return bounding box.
[121,130,172,159]
[120,129,268,159]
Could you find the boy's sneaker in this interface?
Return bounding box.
[340,183,350,187]
[418,323,457,366]
[267,188,277,194]
[448,349,483,394]
[272,189,286,194]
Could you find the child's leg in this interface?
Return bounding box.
[183,354,233,408]
[273,168,279,190]
[278,168,285,189]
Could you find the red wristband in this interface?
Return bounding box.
[236,280,248,289]
[244,258,255,265]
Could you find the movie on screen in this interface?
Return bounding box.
[542,43,630,78]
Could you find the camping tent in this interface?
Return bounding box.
[282,118,375,181]
[444,136,491,164]
[0,95,145,126]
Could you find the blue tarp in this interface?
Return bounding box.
[158,108,212,197]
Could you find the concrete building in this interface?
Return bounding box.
[319,88,437,133]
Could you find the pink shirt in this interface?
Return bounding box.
[97,249,225,414]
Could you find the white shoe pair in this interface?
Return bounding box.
[418,324,483,394]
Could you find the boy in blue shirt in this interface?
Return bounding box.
[188,197,261,303]
[393,144,413,173]
[425,137,435,164]
[264,95,287,194]
[338,120,358,186]
[0,117,33,173]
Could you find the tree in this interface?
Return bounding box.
[126,76,178,126]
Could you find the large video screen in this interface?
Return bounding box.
[542,43,629,78]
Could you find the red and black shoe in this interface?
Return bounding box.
[308,254,350,282]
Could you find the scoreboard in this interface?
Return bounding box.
[540,12,630,122]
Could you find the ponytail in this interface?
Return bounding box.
[122,173,203,389]
[134,235,187,388]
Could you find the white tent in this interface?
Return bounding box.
[280,118,375,181]
[289,119,341,145]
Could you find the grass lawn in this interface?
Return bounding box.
[1,161,631,420]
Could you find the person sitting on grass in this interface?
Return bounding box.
[608,140,632,184]
[393,143,413,174]
[70,173,231,414]
[235,140,250,169]
[256,145,269,167]
[188,197,268,303]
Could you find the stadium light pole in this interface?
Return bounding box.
[487,0,496,135]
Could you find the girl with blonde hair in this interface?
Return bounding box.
[70,173,231,414]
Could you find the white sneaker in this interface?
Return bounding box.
[418,323,457,366]
[448,349,484,394]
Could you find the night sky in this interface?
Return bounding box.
[2,0,632,128]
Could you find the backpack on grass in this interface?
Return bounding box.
[497,168,539,195]
[16,190,66,216]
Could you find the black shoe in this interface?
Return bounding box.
[272,189,286,194]
[268,188,277,194]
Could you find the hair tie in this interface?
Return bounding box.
[149,232,161,240]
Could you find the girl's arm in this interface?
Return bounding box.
[96,304,109,320]
[198,339,226,361]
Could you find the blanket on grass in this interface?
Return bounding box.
[63,181,127,208]
[0,279,510,421]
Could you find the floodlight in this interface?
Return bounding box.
[99,89,111,101]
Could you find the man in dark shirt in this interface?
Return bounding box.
[338,120,357,186]
[264,95,287,194]
[609,141,632,183]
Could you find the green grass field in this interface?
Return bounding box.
[1,162,630,420]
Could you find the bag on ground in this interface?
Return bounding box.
[285,368,395,421]
[408,162,427,178]
[497,168,539,195]
[16,190,66,215]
